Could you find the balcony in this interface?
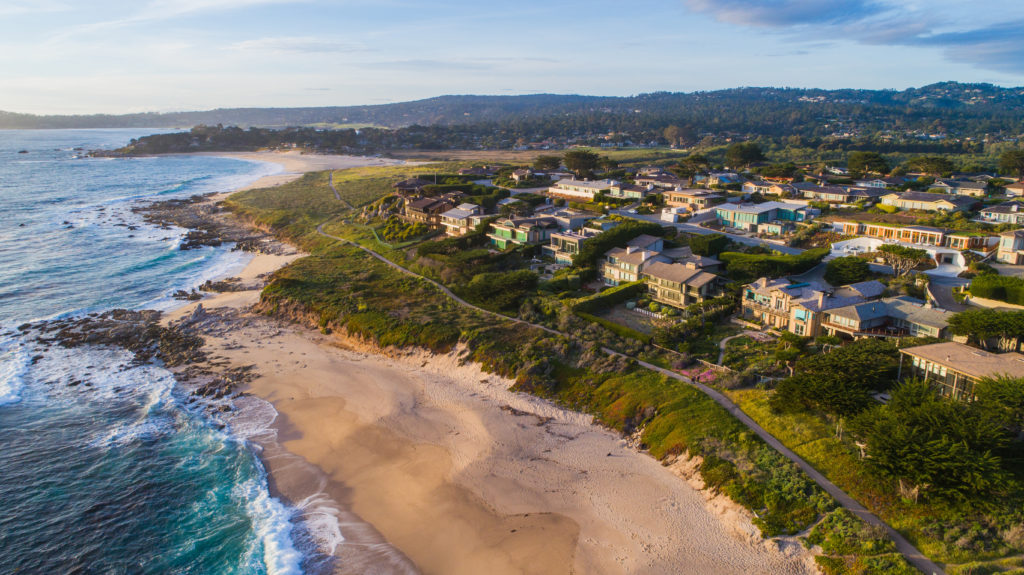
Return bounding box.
[822,320,907,338]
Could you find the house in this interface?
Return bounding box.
[1005,182,1024,197]
[898,341,1024,400]
[394,177,433,195]
[550,208,599,231]
[487,217,559,249]
[704,172,745,187]
[661,245,724,273]
[797,184,885,204]
[635,173,683,189]
[742,181,798,197]
[404,197,453,227]
[997,229,1024,264]
[854,177,906,189]
[979,202,1024,225]
[608,183,657,200]
[664,188,725,211]
[601,237,669,285]
[821,296,953,340]
[543,228,602,264]
[439,203,484,237]
[929,179,989,197]
[511,168,534,182]
[642,261,724,308]
[880,191,976,212]
[832,221,995,251]
[741,278,886,337]
[547,178,618,201]
[714,202,812,231]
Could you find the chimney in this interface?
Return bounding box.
[626,246,638,254]
[817,292,826,309]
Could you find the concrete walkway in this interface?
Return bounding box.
[313,221,944,575]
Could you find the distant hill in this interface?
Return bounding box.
[5,83,1024,137]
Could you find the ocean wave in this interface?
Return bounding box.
[0,339,28,407]
[236,476,304,575]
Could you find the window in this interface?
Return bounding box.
[794,309,807,321]
[794,324,805,335]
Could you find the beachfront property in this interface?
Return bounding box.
[403,196,454,228]
[714,201,812,231]
[487,216,559,249]
[898,341,1024,400]
[664,189,725,211]
[635,173,683,189]
[997,229,1024,264]
[831,221,996,251]
[1005,182,1024,197]
[741,278,885,337]
[439,203,484,237]
[547,178,618,201]
[929,179,989,197]
[821,296,952,340]
[879,191,976,212]
[542,228,600,264]
[642,261,724,308]
[854,177,906,188]
[979,202,1024,225]
[607,182,657,200]
[393,177,434,195]
[601,234,668,286]
[795,184,886,204]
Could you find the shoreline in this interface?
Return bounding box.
[153,153,819,573]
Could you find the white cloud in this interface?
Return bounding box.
[230,36,365,55]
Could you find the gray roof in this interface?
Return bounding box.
[605,247,669,267]
[889,191,975,206]
[441,204,480,220]
[841,280,886,299]
[828,296,952,329]
[719,201,806,214]
[643,261,720,288]
[981,202,1024,215]
[901,342,1024,380]
[627,234,662,249]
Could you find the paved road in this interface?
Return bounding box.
[927,276,970,312]
[314,221,944,575]
[613,211,806,255]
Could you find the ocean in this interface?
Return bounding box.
[0,129,314,574]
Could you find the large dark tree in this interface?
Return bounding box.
[724,142,765,169]
[999,150,1024,180]
[533,155,562,171]
[824,256,870,286]
[906,156,955,176]
[847,151,890,175]
[563,149,601,177]
[670,153,710,185]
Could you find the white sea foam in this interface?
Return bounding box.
[237,476,304,575]
[0,340,29,407]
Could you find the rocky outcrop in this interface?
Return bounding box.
[133,194,289,254]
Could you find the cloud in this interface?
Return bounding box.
[908,19,1024,74]
[0,0,71,17]
[231,36,365,55]
[683,0,884,27]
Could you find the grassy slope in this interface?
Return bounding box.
[224,165,918,573]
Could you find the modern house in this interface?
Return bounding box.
[997,229,1024,264]
[714,202,812,231]
[487,217,559,249]
[664,189,725,211]
[979,202,1024,225]
[797,184,885,204]
[1005,182,1024,197]
[898,341,1024,400]
[601,236,668,286]
[547,178,618,201]
[929,179,989,197]
[642,261,724,309]
[741,278,885,337]
[404,197,454,227]
[831,221,995,251]
[608,183,657,200]
[821,296,952,340]
[879,191,976,212]
[439,203,484,237]
[704,172,745,187]
[542,228,600,265]
[635,173,684,189]
[742,181,798,197]
[854,177,906,189]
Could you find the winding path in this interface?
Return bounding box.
[314,221,944,575]
[327,171,351,208]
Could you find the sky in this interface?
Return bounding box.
[2,0,1024,114]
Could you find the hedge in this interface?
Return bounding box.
[573,281,647,314]
[969,274,1024,305]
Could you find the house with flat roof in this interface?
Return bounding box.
[979,202,1024,225]
[797,184,886,204]
[821,296,952,340]
[741,278,886,337]
[854,177,906,189]
[487,217,559,249]
[542,227,602,265]
[439,203,484,237]
[880,191,976,212]
[714,202,812,231]
[547,178,618,201]
[899,341,1024,400]
[997,229,1024,264]
[635,173,683,189]
[642,261,724,309]
[608,183,657,200]
[832,221,995,251]
[664,188,725,211]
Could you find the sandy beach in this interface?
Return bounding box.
[187,150,409,192]
[158,151,818,574]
